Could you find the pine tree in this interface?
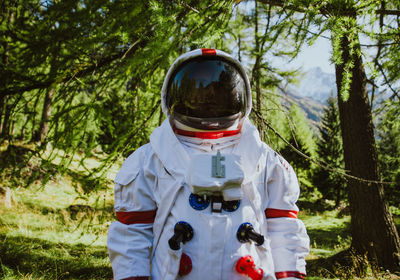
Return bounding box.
[313,96,346,207]
[377,101,400,207]
[280,103,317,192]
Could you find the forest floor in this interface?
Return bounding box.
[0,144,399,280]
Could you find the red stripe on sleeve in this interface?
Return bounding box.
[275,271,306,279]
[116,210,157,225]
[265,208,298,219]
[201,48,216,56]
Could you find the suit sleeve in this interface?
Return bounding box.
[107,146,157,280]
[264,151,310,280]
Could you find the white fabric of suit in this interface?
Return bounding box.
[107,117,310,280]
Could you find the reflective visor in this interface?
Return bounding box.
[166,57,247,130]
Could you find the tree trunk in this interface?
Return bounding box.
[1,0,15,140]
[1,98,12,140]
[34,86,54,142]
[158,104,163,126]
[252,1,264,139]
[2,0,14,67]
[19,102,30,140]
[0,97,4,138]
[334,33,400,271]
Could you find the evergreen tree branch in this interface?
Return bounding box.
[255,0,400,15]
[1,51,126,98]
[374,60,400,99]
[252,109,397,184]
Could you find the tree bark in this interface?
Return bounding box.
[252,1,265,139]
[34,86,54,142]
[334,32,400,271]
[19,102,29,141]
[33,48,58,143]
[0,97,4,138]
[0,0,15,140]
[1,97,12,140]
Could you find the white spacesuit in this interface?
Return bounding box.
[108,49,310,280]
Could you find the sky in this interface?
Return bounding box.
[290,36,335,74]
[237,1,336,75]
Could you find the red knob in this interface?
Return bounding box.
[235,255,263,280]
[179,253,192,276]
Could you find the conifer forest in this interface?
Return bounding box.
[1,0,400,279]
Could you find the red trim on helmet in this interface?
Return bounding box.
[116,210,157,225]
[173,127,241,139]
[120,277,149,280]
[201,48,216,56]
[275,271,306,279]
[265,208,298,219]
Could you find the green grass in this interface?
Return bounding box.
[0,144,115,279]
[300,208,400,280]
[0,179,114,280]
[301,210,351,259]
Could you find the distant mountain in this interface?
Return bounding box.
[274,67,337,127]
[292,67,337,103]
[277,85,326,128]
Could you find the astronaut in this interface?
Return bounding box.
[107,48,310,280]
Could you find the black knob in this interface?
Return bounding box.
[237,222,264,246]
[168,221,194,250]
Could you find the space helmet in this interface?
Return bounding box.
[161,48,252,131]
